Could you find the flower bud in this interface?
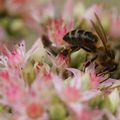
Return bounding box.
[22,63,36,86]
[49,103,67,120]
[108,88,120,113]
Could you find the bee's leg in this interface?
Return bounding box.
[59,48,71,64]
[97,63,117,77]
[97,65,116,83]
[59,46,80,64]
[65,46,80,65]
[70,46,81,52]
[83,55,97,71]
[99,74,111,83]
[97,69,109,76]
[82,46,92,52]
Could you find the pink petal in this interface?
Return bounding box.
[90,72,100,89]
[25,38,44,61]
[64,85,80,102]
[109,9,120,38]
[66,68,82,88]
[84,4,103,21]
[62,0,74,21]
[81,89,101,101]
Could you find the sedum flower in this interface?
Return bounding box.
[0,38,52,119]
[83,4,103,21]
[0,37,119,119]
[0,1,120,120]
[48,19,73,46]
[109,9,120,39]
[26,102,44,119]
[52,67,102,117]
[62,0,74,22]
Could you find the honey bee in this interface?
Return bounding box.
[63,13,118,82]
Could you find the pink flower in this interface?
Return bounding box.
[0,1,120,119]
[22,1,55,34]
[34,63,43,73]
[46,47,69,70]
[48,19,73,46]
[78,108,92,120]
[6,0,28,14]
[6,84,25,103]
[83,4,103,21]
[0,70,26,104]
[0,39,50,118]
[64,85,80,102]
[109,9,120,38]
[55,53,69,67]
[90,72,100,89]
[52,68,101,104]
[0,70,9,80]
[43,70,52,81]
[26,102,44,119]
[62,0,74,21]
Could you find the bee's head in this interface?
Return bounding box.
[63,32,70,43]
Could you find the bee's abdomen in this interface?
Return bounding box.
[83,31,98,43]
[63,29,84,45]
[63,29,98,46]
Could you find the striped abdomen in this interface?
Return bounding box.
[63,29,98,46]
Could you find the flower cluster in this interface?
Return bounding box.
[0,38,119,120]
[0,0,120,120]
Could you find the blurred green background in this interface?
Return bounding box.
[85,0,120,11]
[56,0,120,14]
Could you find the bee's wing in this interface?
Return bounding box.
[94,13,108,43]
[90,13,108,54]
